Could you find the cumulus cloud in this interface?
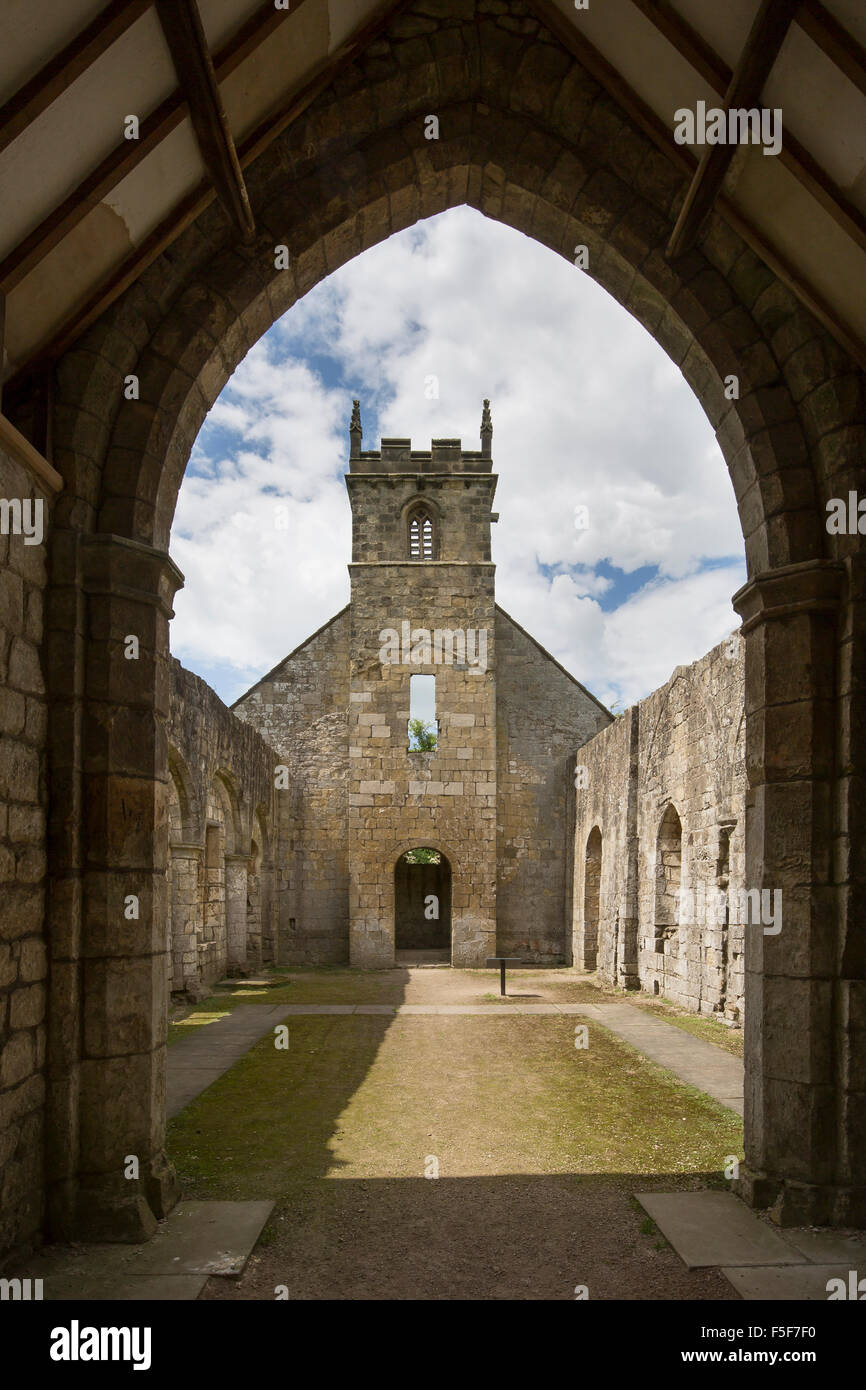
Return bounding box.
[169,207,745,709]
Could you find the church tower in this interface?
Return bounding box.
[345,402,499,966]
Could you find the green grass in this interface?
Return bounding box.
[167,1013,743,1205]
[630,998,744,1058]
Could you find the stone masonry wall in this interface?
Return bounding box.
[0,442,51,1263]
[166,658,279,991]
[574,634,746,1024]
[347,562,497,966]
[232,609,350,963]
[495,607,611,960]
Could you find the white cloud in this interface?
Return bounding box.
[598,566,744,707]
[170,355,351,677]
[169,207,746,709]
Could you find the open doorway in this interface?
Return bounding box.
[394,848,452,962]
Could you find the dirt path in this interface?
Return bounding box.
[167,971,743,1300]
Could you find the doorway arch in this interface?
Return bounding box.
[36,8,864,1238]
[394,848,452,955]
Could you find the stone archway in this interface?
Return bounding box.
[33,3,865,1238]
[653,803,683,994]
[394,849,452,955]
[582,827,602,973]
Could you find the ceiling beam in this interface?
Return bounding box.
[0,0,153,158]
[796,0,866,100]
[0,0,298,294]
[666,0,798,260]
[526,0,866,374]
[154,0,254,243]
[2,0,410,395]
[630,0,866,258]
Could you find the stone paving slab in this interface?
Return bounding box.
[394,1003,495,1014]
[280,1004,355,1015]
[17,1201,273,1299]
[106,1201,274,1277]
[637,1192,806,1269]
[781,1228,866,1263]
[722,1264,858,1300]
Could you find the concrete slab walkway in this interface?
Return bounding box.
[167,1004,293,1118]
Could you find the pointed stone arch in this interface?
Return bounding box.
[35,3,865,1238]
[582,825,602,971]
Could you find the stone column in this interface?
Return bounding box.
[225,853,248,974]
[619,705,641,989]
[733,558,865,1225]
[169,843,203,993]
[246,860,263,972]
[67,533,182,1241]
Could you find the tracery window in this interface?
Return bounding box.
[408,506,436,559]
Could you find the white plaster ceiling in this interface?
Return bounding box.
[0,0,863,380]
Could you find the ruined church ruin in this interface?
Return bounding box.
[161,400,747,1026]
[1,0,863,1276]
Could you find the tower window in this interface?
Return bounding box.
[408,674,438,750]
[407,506,436,559]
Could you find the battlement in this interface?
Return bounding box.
[348,400,493,473]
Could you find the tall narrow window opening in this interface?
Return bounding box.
[408,673,438,749]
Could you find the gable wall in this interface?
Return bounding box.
[495,609,611,960]
[232,609,350,962]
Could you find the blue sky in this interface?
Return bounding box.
[169,207,745,711]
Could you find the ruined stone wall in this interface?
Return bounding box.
[572,709,638,986]
[232,609,350,963]
[495,607,611,960]
[0,443,51,1262]
[166,658,279,990]
[574,634,746,1024]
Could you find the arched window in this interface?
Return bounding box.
[654,803,682,951]
[407,505,436,559]
[583,826,602,970]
